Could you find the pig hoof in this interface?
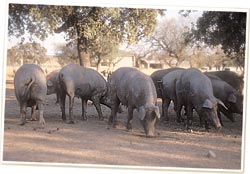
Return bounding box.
[113,123,117,128]
[20,122,26,126]
[68,120,75,124]
[30,118,37,121]
[126,124,132,130]
[40,120,46,126]
[187,128,193,133]
[99,117,104,121]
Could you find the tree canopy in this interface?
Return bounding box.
[7,42,47,65]
[8,4,163,67]
[188,11,246,69]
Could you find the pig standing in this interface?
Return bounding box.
[108,67,160,137]
[58,64,109,123]
[204,71,244,93]
[161,69,185,122]
[208,77,243,125]
[46,69,60,103]
[14,64,47,126]
[176,68,226,130]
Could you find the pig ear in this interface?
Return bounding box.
[153,106,161,119]
[138,106,146,120]
[228,93,237,103]
[203,99,213,109]
[47,80,53,87]
[217,98,228,110]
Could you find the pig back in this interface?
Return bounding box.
[150,67,184,98]
[204,71,244,93]
[109,67,157,108]
[162,69,185,99]
[180,68,214,99]
[14,64,47,103]
[176,68,218,111]
[59,64,107,98]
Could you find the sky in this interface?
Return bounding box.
[7,8,203,56]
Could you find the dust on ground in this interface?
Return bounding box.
[3,78,243,171]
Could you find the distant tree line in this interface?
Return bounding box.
[131,10,246,71]
[8,4,246,71]
[7,42,47,65]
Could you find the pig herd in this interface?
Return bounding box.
[13,64,244,137]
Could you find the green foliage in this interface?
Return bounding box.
[8,4,161,67]
[188,11,246,68]
[54,43,78,66]
[8,4,58,41]
[7,42,47,65]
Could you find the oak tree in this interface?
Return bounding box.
[8,4,162,67]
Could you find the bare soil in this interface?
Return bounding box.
[3,79,243,171]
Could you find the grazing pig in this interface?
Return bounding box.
[108,67,160,137]
[161,69,185,122]
[150,67,185,118]
[14,64,47,126]
[58,64,109,123]
[204,71,244,93]
[46,69,60,103]
[176,68,226,130]
[208,77,243,125]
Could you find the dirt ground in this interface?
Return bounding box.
[3,78,243,171]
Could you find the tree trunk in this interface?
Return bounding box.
[77,38,91,67]
[79,50,91,67]
[76,26,91,67]
[96,56,102,72]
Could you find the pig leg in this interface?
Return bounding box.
[161,98,165,118]
[68,95,75,124]
[126,105,134,130]
[91,96,104,121]
[59,93,66,121]
[162,98,170,122]
[81,99,87,121]
[109,98,120,128]
[30,105,37,121]
[176,100,183,124]
[20,103,27,125]
[186,104,193,131]
[56,91,60,104]
[37,102,45,127]
[173,99,183,123]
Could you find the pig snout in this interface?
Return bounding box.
[215,123,222,130]
[212,117,222,130]
[207,111,222,130]
[141,118,157,138]
[145,129,156,138]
